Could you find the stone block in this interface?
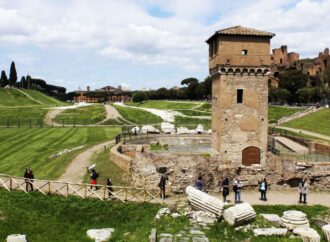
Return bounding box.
[322,224,330,242]
[155,207,171,219]
[6,234,28,242]
[260,214,281,226]
[86,228,114,242]
[293,228,320,242]
[223,202,256,226]
[185,186,224,217]
[280,210,310,230]
[253,228,288,236]
[149,228,157,242]
[187,210,218,225]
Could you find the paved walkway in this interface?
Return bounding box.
[276,126,330,141]
[274,136,309,153]
[59,140,114,183]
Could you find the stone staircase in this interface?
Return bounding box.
[277,106,324,125]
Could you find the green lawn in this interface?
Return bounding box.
[0,127,120,179]
[114,105,162,124]
[174,116,211,129]
[269,106,305,124]
[0,190,328,242]
[23,89,65,106]
[178,109,211,116]
[54,104,106,125]
[0,107,48,127]
[126,100,201,110]
[196,103,212,112]
[283,108,330,136]
[83,148,130,187]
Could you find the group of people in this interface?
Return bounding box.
[159,174,309,204]
[88,168,114,199]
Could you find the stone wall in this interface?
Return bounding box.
[109,144,133,172]
[314,143,330,155]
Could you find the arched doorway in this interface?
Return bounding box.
[242,146,260,166]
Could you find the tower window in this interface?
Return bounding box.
[237,89,243,103]
[241,50,248,55]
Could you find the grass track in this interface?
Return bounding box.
[269,106,305,124]
[126,100,201,110]
[114,105,162,124]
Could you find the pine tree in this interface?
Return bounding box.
[9,61,17,86]
[20,76,26,89]
[0,70,8,87]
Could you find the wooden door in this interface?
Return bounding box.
[242,146,260,166]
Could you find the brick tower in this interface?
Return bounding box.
[206,26,275,166]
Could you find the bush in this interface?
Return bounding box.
[132,91,147,103]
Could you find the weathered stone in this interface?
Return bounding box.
[253,228,288,236]
[223,202,256,226]
[322,224,330,242]
[6,234,28,242]
[192,237,209,242]
[149,228,157,242]
[187,210,218,225]
[185,186,224,217]
[161,122,175,134]
[86,228,114,242]
[260,214,281,226]
[313,218,328,228]
[189,230,205,235]
[131,126,140,133]
[280,210,310,230]
[195,124,204,134]
[159,233,173,242]
[293,228,320,242]
[155,208,171,219]
[141,125,160,134]
[177,127,190,134]
[171,213,182,218]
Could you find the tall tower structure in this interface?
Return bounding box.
[206,26,275,166]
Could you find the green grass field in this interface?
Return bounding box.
[0,190,328,241]
[23,89,65,106]
[284,108,330,136]
[0,107,48,126]
[178,109,211,116]
[196,102,212,112]
[54,104,106,125]
[269,106,305,124]
[174,116,211,129]
[114,105,162,124]
[127,100,201,110]
[0,127,120,179]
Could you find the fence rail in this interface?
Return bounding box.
[0,174,162,203]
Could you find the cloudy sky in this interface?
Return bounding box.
[0,0,329,91]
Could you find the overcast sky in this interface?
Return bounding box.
[0,0,329,92]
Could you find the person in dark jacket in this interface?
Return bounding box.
[158,174,168,199]
[259,178,268,201]
[195,176,203,191]
[24,166,34,192]
[298,178,308,204]
[106,178,113,199]
[90,169,98,190]
[221,177,229,203]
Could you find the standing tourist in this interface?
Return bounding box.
[24,166,34,192]
[298,178,308,204]
[106,178,113,199]
[259,178,268,201]
[195,176,203,191]
[233,177,243,203]
[90,169,98,190]
[158,174,168,199]
[221,177,229,203]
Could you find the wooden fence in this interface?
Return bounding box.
[0,174,162,203]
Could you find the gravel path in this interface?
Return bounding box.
[59,140,114,183]
[276,126,330,141]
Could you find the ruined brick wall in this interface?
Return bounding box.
[109,144,133,172]
[212,70,269,166]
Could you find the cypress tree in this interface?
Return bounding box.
[20,76,26,89]
[9,61,17,86]
[0,70,8,87]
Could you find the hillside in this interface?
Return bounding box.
[0,88,64,107]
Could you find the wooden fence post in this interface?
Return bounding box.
[10,177,12,190]
[48,182,51,195]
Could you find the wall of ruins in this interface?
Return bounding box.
[109,144,133,172]
[212,71,268,166]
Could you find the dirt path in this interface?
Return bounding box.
[44,108,65,126]
[59,140,114,183]
[97,105,134,125]
[166,190,330,207]
[17,89,44,105]
[276,126,330,141]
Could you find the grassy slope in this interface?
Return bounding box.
[126,100,201,110]
[178,109,211,116]
[283,108,330,136]
[269,106,305,124]
[23,89,65,106]
[174,116,211,129]
[54,104,106,124]
[0,190,328,242]
[0,127,120,179]
[196,103,212,112]
[0,88,39,107]
[114,105,162,124]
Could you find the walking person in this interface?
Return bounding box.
[233,178,243,203]
[24,166,34,192]
[298,178,308,204]
[106,178,113,199]
[158,174,168,199]
[259,178,268,201]
[221,177,229,203]
[195,176,203,191]
[90,169,98,190]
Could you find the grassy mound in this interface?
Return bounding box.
[284,108,330,136]
[178,109,211,116]
[114,105,162,124]
[54,104,106,125]
[126,100,201,110]
[269,106,305,124]
[23,89,65,106]
[0,190,328,241]
[0,127,120,179]
[174,116,211,129]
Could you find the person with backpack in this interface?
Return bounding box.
[24,166,34,192]
[90,169,98,190]
[259,178,268,201]
[158,174,168,199]
[221,177,229,203]
[106,178,113,199]
[195,176,203,191]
